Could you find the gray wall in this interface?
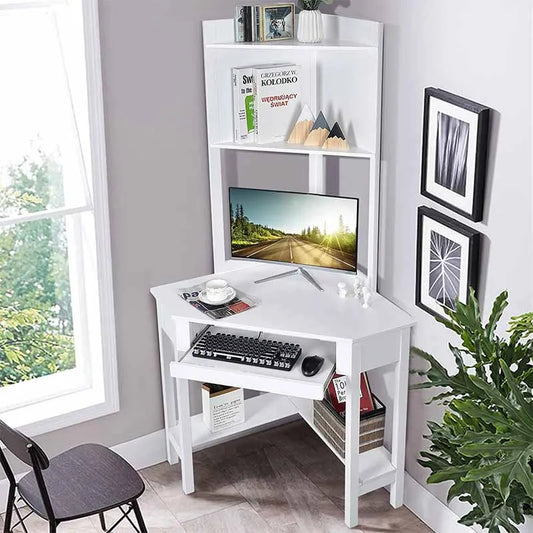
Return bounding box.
[324,0,533,517]
[34,1,532,524]
[38,0,230,454]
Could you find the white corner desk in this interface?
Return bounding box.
[151,264,414,528]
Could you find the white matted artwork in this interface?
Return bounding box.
[421,88,490,222]
[416,207,480,318]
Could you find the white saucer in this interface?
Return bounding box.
[198,287,236,305]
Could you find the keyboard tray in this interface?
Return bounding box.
[170,326,336,400]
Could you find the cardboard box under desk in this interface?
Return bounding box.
[313,395,385,458]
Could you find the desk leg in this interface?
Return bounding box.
[343,341,361,528]
[155,306,179,465]
[390,327,410,507]
[176,378,195,494]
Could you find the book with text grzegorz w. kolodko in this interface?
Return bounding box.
[253,64,302,144]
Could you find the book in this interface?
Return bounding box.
[325,372,375,417]
[235,6,254,42]
[253,64,302,144]
[232,67,255,143]
[254,6,261,42]
[254,4,295,42]
[202,383,244,433]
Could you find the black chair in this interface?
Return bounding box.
[0,420,148,533]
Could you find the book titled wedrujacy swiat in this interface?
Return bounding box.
[253,64,301,144]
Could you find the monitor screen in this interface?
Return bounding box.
[229,188,358,272]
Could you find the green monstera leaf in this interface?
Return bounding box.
[412,291,533,532]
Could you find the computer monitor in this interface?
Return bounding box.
[229,187,358,273]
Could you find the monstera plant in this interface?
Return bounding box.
[413,290,533,533]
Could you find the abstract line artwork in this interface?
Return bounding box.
[435,113,469,197]
[428,230,462,310]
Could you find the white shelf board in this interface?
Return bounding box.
[212,141,374,159]
[205,39,376,52]
[168,393,298,453]
[289,396,396,494]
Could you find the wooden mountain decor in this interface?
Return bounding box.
[304,111,330,147]
[322,122,349,151]
[288,105,315,144]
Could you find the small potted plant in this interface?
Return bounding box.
[297,0,333,43]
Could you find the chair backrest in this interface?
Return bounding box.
[0,419,49,470]
[0,419,56,521]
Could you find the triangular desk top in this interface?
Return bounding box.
[151,264,414,344]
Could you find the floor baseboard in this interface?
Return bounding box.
[403,473,474,532]
[111,428,167,471]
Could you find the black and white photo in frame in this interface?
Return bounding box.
[416,207,480,318]
[421,88,490,222]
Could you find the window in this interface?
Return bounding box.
[0,0,118,434]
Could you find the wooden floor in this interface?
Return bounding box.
[2,420,432,532]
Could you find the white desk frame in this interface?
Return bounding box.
[151,266,414,529]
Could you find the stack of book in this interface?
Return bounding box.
[233,64,302,144]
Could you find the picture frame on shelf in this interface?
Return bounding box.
[421,88,490,222]
[256,4,295,41]
[416,206,480,319]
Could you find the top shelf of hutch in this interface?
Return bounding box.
[205,40,375,52]
[203,15,382,50]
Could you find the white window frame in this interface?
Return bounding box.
[0,0,119,436]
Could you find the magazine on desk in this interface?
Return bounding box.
[178,285,257,320]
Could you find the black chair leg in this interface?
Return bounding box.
[131,500,147,533]
[99,512,106,531]
[3,486,15,533]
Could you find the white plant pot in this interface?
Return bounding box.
[297,10,323,43]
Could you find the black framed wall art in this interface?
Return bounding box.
[416,206,480,319]
[421,88,490,222]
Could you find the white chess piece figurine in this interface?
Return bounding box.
[353,275,362,298]
[337,282,347,298]
[362,287,371,308]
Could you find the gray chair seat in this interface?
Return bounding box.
[18,443,145,521]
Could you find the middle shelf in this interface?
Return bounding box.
[212,140,374,159]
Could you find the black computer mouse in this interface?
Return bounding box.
[301,355,324,377]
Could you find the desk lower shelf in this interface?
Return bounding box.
[168,393,298,454]
[168,393,396,496]
[289,396,396,496]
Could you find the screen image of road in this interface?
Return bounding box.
[230,188,358,272]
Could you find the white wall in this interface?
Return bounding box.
[324,0,533,518]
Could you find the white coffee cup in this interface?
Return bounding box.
[205,279,230,302]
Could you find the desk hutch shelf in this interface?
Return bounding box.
[203,15,383,289]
